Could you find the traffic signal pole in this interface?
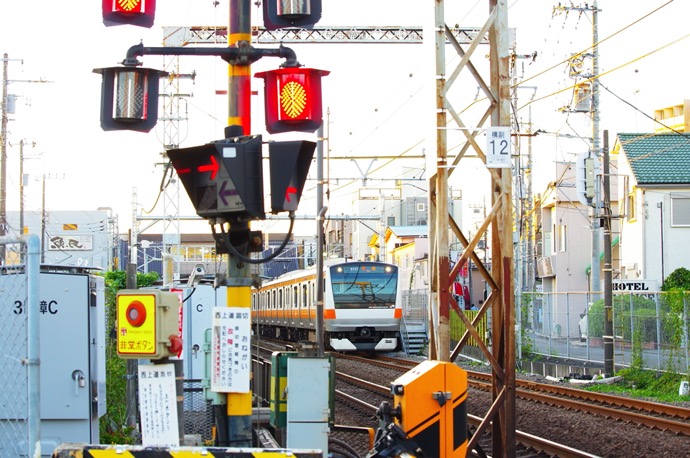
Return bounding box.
[224,0,253,447]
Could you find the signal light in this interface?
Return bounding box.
[255,67,329,134]
[263,0,322,30]
[116,290,181,359]
[268,140,316,213]
[103,0,156,28]
[93,65,167,132]
[167,135,265,221]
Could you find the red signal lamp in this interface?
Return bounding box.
[255,67,329,134]
[103,0,156,28]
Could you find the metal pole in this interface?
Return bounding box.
[19,140,24,240]
[125,246,138,430]
[316,206,327,358]
[1,54,8,262]
[225,0,253,447]
[658,202,665,284]
[40,175,45,264]
[24,234,41,457]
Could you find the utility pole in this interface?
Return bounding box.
[591,1,602,298]
[1,53,51,263]
[602,131,613,376]
[555,1,602,297]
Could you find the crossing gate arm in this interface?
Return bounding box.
[52,444,323,457]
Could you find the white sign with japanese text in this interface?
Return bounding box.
[211,307,251,393]
[138,363,179,447]
[485,126,512,168]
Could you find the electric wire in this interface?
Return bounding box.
[515,0,675,94]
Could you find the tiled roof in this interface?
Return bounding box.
[618,133,690,185]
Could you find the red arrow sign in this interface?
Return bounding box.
[285,186,297,202]
[197,156,219,180]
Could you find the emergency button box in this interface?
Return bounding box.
[116,289,180,359]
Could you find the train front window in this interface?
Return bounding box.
[329,263,398,309]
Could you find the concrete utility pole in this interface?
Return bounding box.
[602,131,613,376]
[554,2,602,297]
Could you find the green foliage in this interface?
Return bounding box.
[99,270,160,444]
[661,267,690,291]
[586,367,689,404]
[587,294,658,341]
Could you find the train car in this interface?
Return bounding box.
[252,259,402,352]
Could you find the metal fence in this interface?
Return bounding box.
[0,235,41,457]
[520,291,690,373]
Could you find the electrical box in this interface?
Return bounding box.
[117,289,180,359]
[390,361,468,457]
[181,284,227,380]
[0,266,106,457]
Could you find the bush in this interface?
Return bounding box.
[587,294,658,341]
[99,270,160,444]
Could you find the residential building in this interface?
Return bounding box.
[614,132,690,286]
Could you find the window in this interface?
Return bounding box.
[627,190,637,222]
[671,196,690,226]
[417,202,426,212]
[387,216,396,227]
[553,224,567,252]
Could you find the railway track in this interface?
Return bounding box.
[339,353,690,437]
[334,369,597,457]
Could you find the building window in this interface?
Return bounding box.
[627,191,637,222]
[417,202,425,212]
[387,216,395,227]
[671,196,690,226]
[553,224,567,252]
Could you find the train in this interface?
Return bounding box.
[251,259,403,352]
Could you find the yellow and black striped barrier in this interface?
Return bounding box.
[52,444,323,457]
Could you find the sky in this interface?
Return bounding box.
[0,0,688,237]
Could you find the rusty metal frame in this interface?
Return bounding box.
[430,1,515,456]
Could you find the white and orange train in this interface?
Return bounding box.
[251,260,403,352]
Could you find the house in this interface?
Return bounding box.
[534,158,620,337]
[369,225,429,289]
[614,132,690,286]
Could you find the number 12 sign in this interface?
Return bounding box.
[485,126,512,168]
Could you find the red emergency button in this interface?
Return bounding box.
[125,300,147,327]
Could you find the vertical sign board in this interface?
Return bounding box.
[138,363,179,447]
[485,126,512,168]
[211,307,251,392]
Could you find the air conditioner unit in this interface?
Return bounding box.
[537,257,555,277]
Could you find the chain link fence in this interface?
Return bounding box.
[520,291,690,373]
[0,236,41,457]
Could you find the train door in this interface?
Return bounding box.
[291,285,299,327]
[278,287,288,326]
[300,283,308,327]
